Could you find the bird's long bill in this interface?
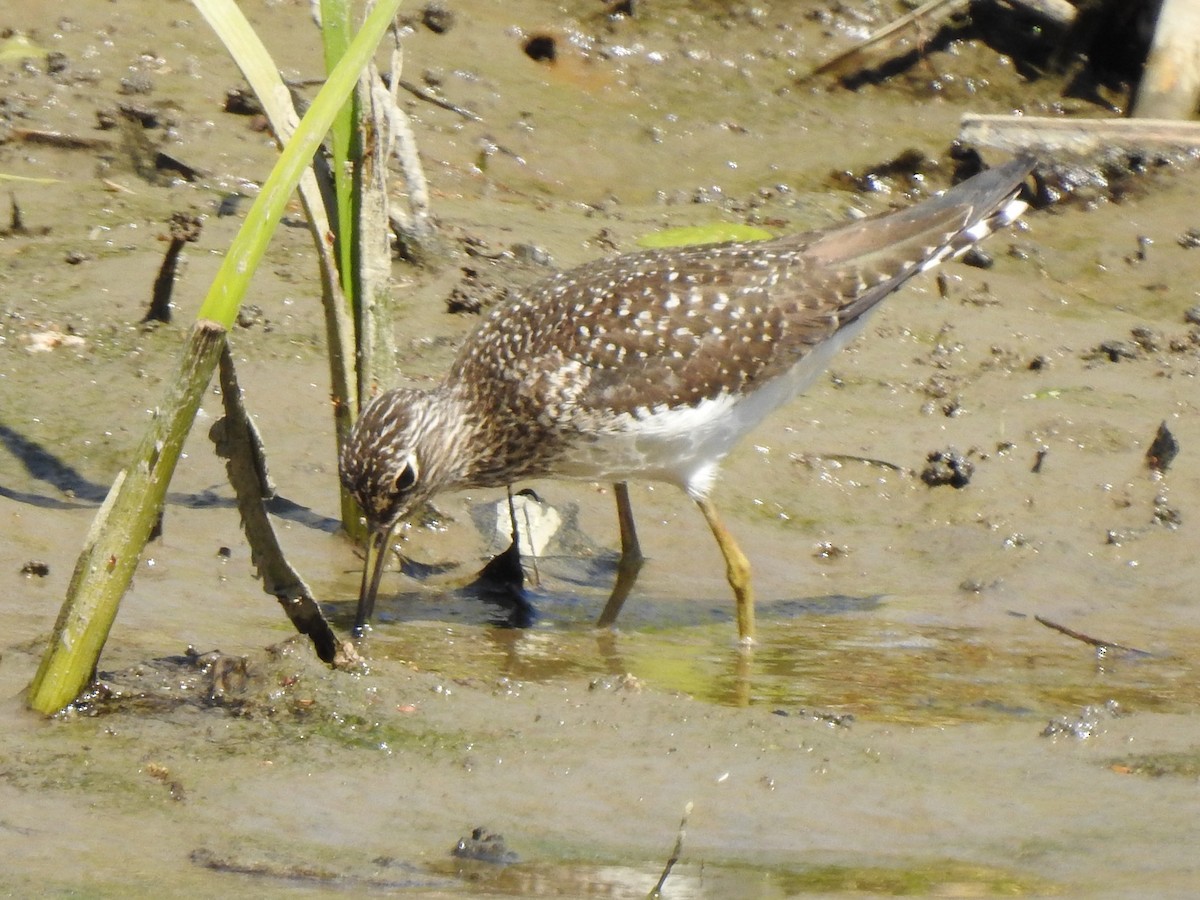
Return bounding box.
[353,526,395,638]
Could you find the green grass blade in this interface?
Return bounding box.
[194,0,402,328]
[26,0,403,715]
[320,0,359,305]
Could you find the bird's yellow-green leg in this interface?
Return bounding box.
[695,496,755,643]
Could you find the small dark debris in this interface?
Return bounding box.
[223,87,263,116]
[1178,228,1200,249]
[691,184,724,204]
[1126,234,1151,264]
[1007,242,1035,262]
[588,673,643,693]
[1028,354,1048,371]
[771,708,854,728]
[1130,326,1161,353]
[960,246,993,269]
[1028,152,1174,209]
[1086,340,1138,363]
[155,151,202,182]
[940,397,964,418]
[21,560,50,578]
[920,448,974,488]
[216,192,243,217]
[605,0,636,18]
[523,34,557,64]
[206,654,250,702]
[452,827,519,865]
[1146,421,1179,472]
[45,51,69,75]
[510,243,553,266]
[590,228,620,252]
[829,148,934,195]
[959,577,1003,593]
[1169,335,1195,353]
[446,289,482,315]
[168,212,204,244]
[1185,306,1200,326]
[1153,495,1182,529]
[64,250,89,265]
[1032,446,1049,474]
[421,2,455,34]
[812,541,847,560]
[118,102,162,128]
[236,304,267,329]
[445,266,509,315]
[462,235,506,259]
[217,546,232,559]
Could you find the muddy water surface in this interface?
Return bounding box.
[3,1,1200,897]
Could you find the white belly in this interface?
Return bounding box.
[551,315,872,498]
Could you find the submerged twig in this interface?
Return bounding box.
[1034,615,1150,657]
[802,0,1076,85]
[10,127,112,151]
[394,77,481,121]
[649,801,692,899]
[801,0,968,83]
[801,452,910,474]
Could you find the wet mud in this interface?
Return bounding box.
[3,1,1200,897]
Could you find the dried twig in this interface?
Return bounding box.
[960,114,1200,155]
[1034,615,1150,657]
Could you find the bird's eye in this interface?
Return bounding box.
[393,458,418,494]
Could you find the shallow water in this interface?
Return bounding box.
[3,1,1200,897]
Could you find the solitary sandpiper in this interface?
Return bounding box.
[341,156,1035,642]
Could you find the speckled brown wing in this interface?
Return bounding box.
[455,242,805,431]
[456,158,1032,434]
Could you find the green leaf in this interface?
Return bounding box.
[636,223,774,249]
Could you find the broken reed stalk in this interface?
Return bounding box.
[27,321,226,715]
[353,61,400,404]
[211,345,355,668]
[26,0,403,715]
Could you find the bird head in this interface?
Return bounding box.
[339,388,454,635]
